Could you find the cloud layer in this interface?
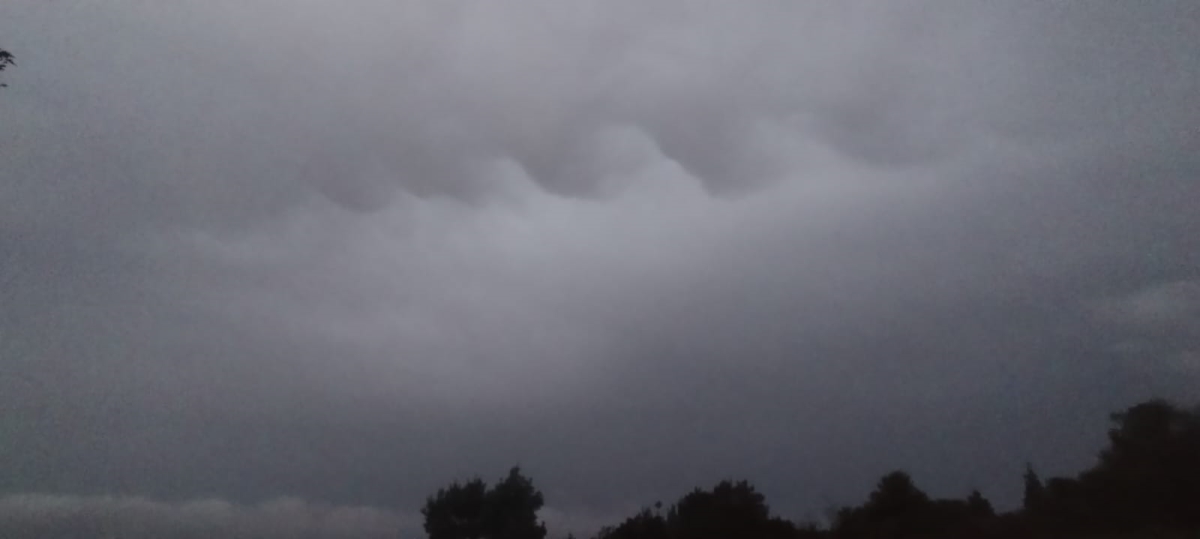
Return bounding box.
[0,493,626,539]
[0,494,412,539]
[1,0,1198,533]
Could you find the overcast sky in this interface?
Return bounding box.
[1,1,1198,537]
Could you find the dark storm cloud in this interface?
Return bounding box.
[2,0,1198,536]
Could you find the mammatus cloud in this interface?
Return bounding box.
[0,0,1085,227]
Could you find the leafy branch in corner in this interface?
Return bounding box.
[0,48,15,88]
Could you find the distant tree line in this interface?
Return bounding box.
[420,399,1200,539]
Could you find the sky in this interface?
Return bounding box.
[1,1,1198,537]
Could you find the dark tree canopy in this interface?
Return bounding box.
[485,467,549,539]
[831,471,1004,539]
[1081,399,1200,530]
[1021,464,1044,514]
[864,471,930,519]
[1014,399,1200,535]
[422,467,547,539]
[834,471,933,538]
[595,480,817,539]
[669,480,776,539]
[423,477,489,539]
[0,48,14,88]
[964,490,993,518]
[596,508,668,539]
[422,400,1200,539]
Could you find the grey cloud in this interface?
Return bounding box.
[0,493,616,539]
[0,494,414,539]
[3,0,1112,220]
[2,0,1199,529]
[1094,280,1200,331]
[1094,279,1200,377]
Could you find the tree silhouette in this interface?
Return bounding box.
[484,467,548,539]
[423,477,490,539]
[837,471,937,538]
[430,399,1200,539]
[864,471,930,517]
[595,480,810,539]
[668,480,776,539]
[1080,399,1200,530]
[0,48,14,88]
[1012,399,1200,534]
[1021,464,1044,515]
[595,508,668,539]
[964,490,993,518]
[422,468,547,539]
[833,472,1004,538]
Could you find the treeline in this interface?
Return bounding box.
[420,399,1200,539]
